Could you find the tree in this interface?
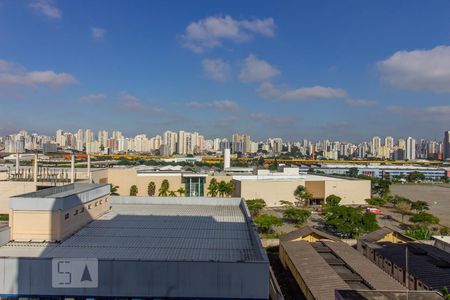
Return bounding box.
[388,195,411,206]
[366,197,387,207]
[246,199,266,217]
[110,184,120,196]
[411,200,429,212]
[158,179,170,196]
[324,206,379,238]
[168,190,177,197]
[258,156,265,166]
[410,212,440,225]
[129,185,138,196]
[176,187,185,197]
[268,159,278,171]
[441,287,450,300]
[253,214,283,233]
[347,167,359,177]
[279,200,294,207]
[283,208,311,226]
[373,179,391,198]
[294,185,313,207]
[217,180,234,197]
[407,171,426,182]
[326,195,341,207]
[147,181,156,196]
[207,178,219,197]
[396,201,412,224]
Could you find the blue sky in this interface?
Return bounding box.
[0,0,450,142]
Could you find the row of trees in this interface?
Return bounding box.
[129,180,185,197]
[246,198,311,234]
[207,178,234,197]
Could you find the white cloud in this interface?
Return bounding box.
[180,15,275,53]
[0,59,77,87]
[119,91,163,113]
[201,59,230,82]
[91,27,106,40]
[249,113,297,123]
[186,100,238,111]
[239,54,280,83]
[258,81,347,101]
[80,94,106,103]
[378,45,450,93]
[345,98,378,106]
[386,104,450,122]
[28,0,61,19]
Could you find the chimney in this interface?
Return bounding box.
[33,154,38,184]
[87,154,91,183]
[15,150,19,174]
[224,148,231,169]
[70,155,75,184]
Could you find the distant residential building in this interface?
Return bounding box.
[444,130,450,161]
[406,137,416,160]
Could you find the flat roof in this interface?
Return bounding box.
[9,183,110,211]
[12,183,107,198]
[373,242,450,290]
[0,197,266,263]
[336,290,444,300]
[232,174,346,181]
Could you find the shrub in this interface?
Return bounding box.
[325,194,341,206]
[366,197,387,207]
[129,185,138,196]
[405,227,432,240]
[246,199,267,217]
[253,214,283,233]
[410,212,439,225]
[283,208,311,225]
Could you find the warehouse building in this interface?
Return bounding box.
[358,227,450,291]
[278,227,405,300]
[0,184,269,299]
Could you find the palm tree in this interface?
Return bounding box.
[168,190,177,197]
[158,179,170,196]
[225,180,234,197]
[110,184,120,196]
[207,178,219,197]
[147,181,156,196]
[176,187,185,197]
[217,180,228,197]
[129,185,138,196]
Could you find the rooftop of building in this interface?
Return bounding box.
[335,290,444,300]
[372,242,450,290]
[359,227,414,245]
[433,235,450,244]
[9,183,111,212]
[0,196,267,263]
[280,227,405,299]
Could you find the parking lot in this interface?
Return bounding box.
[391,184,450,227]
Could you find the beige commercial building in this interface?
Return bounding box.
[232,168,371,206]
[9,183,110,242]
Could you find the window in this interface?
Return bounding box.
[81,207,85,213]
[100,200,103,205]
[88,204,92,209]
[74,209,79,216]
[95,202,98,207]
[65,213,69,220]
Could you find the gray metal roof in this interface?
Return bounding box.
[0,199,266,263]
[9,183,110,211]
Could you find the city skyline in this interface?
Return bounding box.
[1,128,448,161]
[1,1,450,140]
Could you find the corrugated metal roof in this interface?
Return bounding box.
[323,240,405,290]
[282,240,350,300]
[0,203,263,262]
